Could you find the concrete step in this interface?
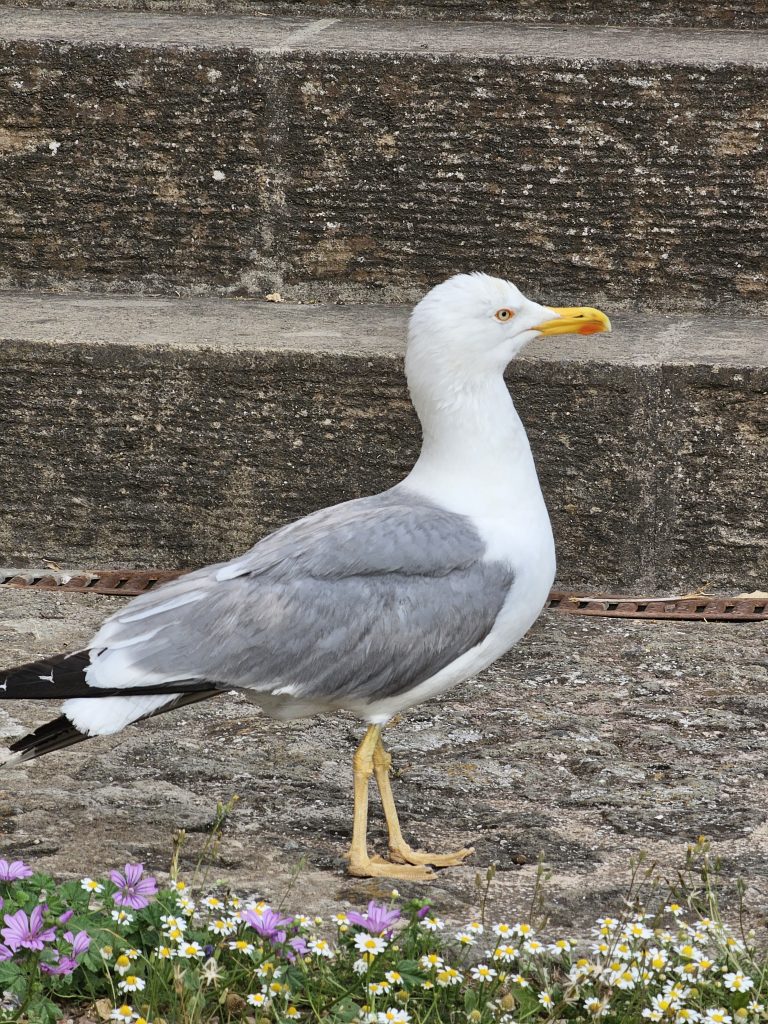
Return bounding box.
[1,291,765,591]
[2,0,766,29]
[0,12,766,309]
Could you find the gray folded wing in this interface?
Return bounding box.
[87,488,514,704]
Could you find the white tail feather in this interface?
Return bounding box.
[62,695,180,736]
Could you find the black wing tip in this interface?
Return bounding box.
[0,651,92,700]
[4,715,89,764]
[2,689,220,766]
[0,650,214,700]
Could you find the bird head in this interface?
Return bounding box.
[406,272,611,394]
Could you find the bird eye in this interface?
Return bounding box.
[495,308,515,321]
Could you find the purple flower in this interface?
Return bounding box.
[64,930,91,957]
[109,863,158,910]
[0,859,33,883]
[0,943,13,962]
[2,907,57,952]
[39,928,91,974]
[40,955,78,976]
[346,900,402,936]
[59,909,74,925]
[242,907,293,940]
[417,905,432,920]
[278,933,309,963]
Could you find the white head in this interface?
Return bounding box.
[406,272,610,406]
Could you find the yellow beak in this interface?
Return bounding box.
[532,306,612,336]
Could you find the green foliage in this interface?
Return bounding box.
[0,836,766,1024]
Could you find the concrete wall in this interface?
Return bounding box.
[0,14,765,309]
[2,295,765,591]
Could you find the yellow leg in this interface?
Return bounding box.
[347,725,436,881]
[372,736,474,868]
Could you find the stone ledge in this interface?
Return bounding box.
[1,1,766,30]
[0,292,766,591]
[2,11,768,62]
[2,291,768,366]
[0,15,766,308]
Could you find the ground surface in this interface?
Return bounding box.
[1,587,767,936]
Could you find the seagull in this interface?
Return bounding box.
[0,273,610,880]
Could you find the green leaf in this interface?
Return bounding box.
[182,966,202,992]
[25,995,62,1024]
[82,949,107,972]
[396,959,420,973]
[330,997,362,1023]
[283,965,306,993]
[393,960,422,989]
[0,959,25,993]
[512,983,540,1016]
[30,872,56,890]
[58,880,88,910]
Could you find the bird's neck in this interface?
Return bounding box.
[403,372,548,523]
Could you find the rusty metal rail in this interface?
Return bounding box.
[0,568,182,596]
[547,591,767,622]
[0,569,766,622]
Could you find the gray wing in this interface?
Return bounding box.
[87,488,514,704]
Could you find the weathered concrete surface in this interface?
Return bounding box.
[1,294,766,591]
[1,588,767,933]
[0,13,766,308]
[1,1,766,30]
[5,12,768,58]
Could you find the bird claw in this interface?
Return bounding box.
[388,844,475,868]
[348,854,436,881]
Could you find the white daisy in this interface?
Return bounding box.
[353,934,387,955]
[723,972,754,992]
[208,918,235,936]
[308,938,334,958]
[160,915,186,932]
[435,967,462,987]
[228,939,255,954]
[176,941,204,959]
[377,1010,410,1024]
[110,1006,137,1022]
[118,976,146,994]
[470,964,497,981]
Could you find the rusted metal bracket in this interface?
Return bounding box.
[546,591,767,622]
[0,569,766,622]
[0,568,182,596]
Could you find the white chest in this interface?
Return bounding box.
[357,374,557,722]
[354,497,556,725]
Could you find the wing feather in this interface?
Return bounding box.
[84,488,514,706]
